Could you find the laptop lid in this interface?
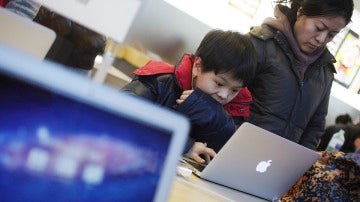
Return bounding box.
[199,122,320,201]
[32,0,141,43]
[0,45,189,202]
[0,7,56,59]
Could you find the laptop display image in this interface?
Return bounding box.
[0,45,189,202]
[182,122,320,201]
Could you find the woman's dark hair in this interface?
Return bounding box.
[194,29,257,86]
[274,0,354,27]
[335,113,353,125]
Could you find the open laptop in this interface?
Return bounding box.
[0,7,56,59]
[181,122,320,201]
[0,44,189,202]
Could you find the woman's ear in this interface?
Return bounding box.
[192,57,202,76]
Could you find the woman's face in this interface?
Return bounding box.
[294,10,346,54]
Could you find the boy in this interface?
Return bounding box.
[122,29,257,163]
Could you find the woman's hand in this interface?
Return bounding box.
[176,90,194,105]
[185,142,216,164]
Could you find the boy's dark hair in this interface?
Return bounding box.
[194,29,256,86]
[275,0,354,27]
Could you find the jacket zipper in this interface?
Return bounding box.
[299,80,304,102]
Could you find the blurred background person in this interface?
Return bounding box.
[317,113,358,152]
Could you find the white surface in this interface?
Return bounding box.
[33,0,141,43]
[331,81,360,111]
[163,0,273,34]
[175,175,267,202]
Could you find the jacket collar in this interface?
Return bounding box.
[250,25,336,74]
[132,53,194,90]
[174,54,194,90]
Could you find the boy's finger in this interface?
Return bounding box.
[192,154,205,164]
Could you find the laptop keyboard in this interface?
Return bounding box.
[180,157,207,172]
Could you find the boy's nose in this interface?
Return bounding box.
[217,89,228,100]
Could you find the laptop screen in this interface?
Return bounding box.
[0,45,189,201]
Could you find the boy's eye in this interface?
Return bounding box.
[232,87,242,93]
[216,82,223,87]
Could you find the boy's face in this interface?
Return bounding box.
[192,57,244,105]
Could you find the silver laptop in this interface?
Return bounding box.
[0,45,189,202]
[183,122,320,201]
[0,7,56,59]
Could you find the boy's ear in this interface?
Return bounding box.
[192,57,202,75]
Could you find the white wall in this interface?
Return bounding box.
[124,0,273,64]
[124,0,211,64]
[326,95,360,126]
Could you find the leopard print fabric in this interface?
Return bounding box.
[282,151,360,201]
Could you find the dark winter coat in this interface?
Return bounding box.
[246,25,336,150]
[33,6,106,70]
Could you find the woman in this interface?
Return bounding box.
[245,0,354,150]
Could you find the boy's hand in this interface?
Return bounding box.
[185,142,216,164]
[176,90,194,105]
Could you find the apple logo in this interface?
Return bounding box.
[256,160,272,173]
